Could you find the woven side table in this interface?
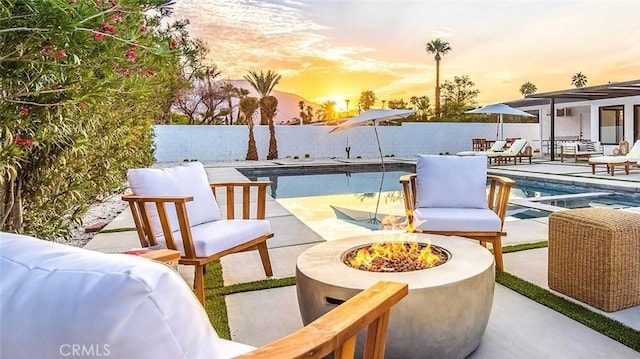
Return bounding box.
[548,208,640,312]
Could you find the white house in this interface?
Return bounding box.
[505,79,640,160]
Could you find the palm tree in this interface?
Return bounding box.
[244,70,282,159]
[316,101,336,122]
[519,81,537,97]
[262,95,279,159]
[243,70,282,125]
[345,99,350,117]
[571,72,588,88]
[220,81,237,125]
[425,38,452,118]
[381,99,386,109]
[239,96,260,160]
[359,90,376,111]
[234,88,250,123]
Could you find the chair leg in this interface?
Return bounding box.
[194,264,205,305]
[256,242,273,277]
[491,237,504,271]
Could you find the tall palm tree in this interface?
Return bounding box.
[345,99,350,117]
[220,81,237,125]
[359,90,376,111]
[243,70,282,125]
[262,95,279,159]
[519,81,537,97]
[234,88,250,123]
[571,72,588,88]
[425,38,452,118]
[239,96,260,160]
[244,70,282,159]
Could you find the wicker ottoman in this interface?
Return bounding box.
[548,208,640,312]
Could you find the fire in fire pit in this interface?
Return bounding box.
[343,241,450,272]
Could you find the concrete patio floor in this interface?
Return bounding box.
[84,157,640,358]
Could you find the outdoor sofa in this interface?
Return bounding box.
[559,141,603,162]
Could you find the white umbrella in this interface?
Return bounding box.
[329,109,415,225]
[465,103,535,140]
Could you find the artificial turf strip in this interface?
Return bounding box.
[222,276,297,295]
[202,260,231,339]
[99,227,136,233]
[495,271,640,352]
[501,240,548,253]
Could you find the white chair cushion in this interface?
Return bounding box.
[128,162,221,236]
[0,232,222,359]
[415,155,488,209]
[412,208,502,232]
[501,139,527,155]
[489,140,507,151]
[628,140,640,155]
[160,219,270,257]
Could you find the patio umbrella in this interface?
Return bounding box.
[329,109,415,224]
[465,103,535,140]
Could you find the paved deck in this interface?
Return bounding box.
[85,158,640,358]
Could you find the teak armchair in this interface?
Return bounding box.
[400,155,514,271]
[123,162,274,305]
[1,233,409,359]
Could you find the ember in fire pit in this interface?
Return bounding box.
[296,231,495,359]
[343,241,450,272]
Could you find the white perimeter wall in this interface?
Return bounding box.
[153,123,540,163]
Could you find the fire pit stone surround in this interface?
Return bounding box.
[296,231,495,359]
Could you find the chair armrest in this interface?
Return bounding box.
[122,194,193,203]
[238,281,409,359]
[209,181,272,220]
[486,175,515,227]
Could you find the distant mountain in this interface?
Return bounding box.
[225,80,320,125]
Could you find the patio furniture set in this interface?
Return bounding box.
[457,138,533,165]
[2,153,639,358]
[587,139,640,176]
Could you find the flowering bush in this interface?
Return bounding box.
[0,0,192,238]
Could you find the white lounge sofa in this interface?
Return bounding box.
[559,141,603,162]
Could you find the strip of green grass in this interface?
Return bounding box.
[502,241,548,253]
[203,260,231,339]
[99,227,136,233]
[496,271,640,351]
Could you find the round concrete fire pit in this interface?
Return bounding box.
[296,231,495,359]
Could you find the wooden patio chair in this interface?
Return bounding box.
[2,232,408,359]
[400,155,514,271]
[123,162,274,305]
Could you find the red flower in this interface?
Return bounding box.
[122,68,130,76]
[111,13,122,23]
[93,33,104,41]
[42,45,54,54]
[138,26,146,33]
[107,25,115,33]
[125,48,137,61]
[79,102,88,110]
[14,135,35,146]
[146,70,155,76]
[169,40,177,50]
[19,108,29,116]
[56,50,66,59]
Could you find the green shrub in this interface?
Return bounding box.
[0,0,189,239]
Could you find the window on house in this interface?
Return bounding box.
[599,105,624,145]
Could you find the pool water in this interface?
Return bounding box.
[239,166,640,239]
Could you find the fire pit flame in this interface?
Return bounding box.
[344,241,449,272]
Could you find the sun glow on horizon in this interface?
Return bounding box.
[172,0,640,106]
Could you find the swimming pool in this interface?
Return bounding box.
[239,165,640,240]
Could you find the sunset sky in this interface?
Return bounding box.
[171,0,640,110]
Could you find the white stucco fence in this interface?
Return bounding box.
[153,123,540,163]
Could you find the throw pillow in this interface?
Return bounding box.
[415,155,488,209]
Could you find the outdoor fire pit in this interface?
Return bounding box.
[296,231,495,359]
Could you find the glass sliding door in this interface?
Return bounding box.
[635,105,640,143]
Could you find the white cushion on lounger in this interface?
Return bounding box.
[412,208,502,232]
[127,162,222,236]
[0,232,246,359]
[415,155,487,209]
[160,219,270,257]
